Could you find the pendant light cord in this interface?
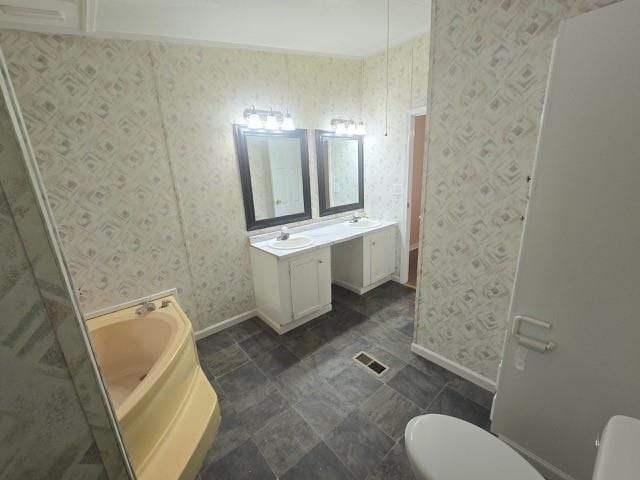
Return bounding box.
[385,0,390,137]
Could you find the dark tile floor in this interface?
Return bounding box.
[196,282,493,479]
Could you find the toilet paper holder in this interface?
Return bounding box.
[512,315,556,353]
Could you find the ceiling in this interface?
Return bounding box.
[0,0,431,57]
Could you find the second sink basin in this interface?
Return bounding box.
[269,235,314,250]
[346,219,381,229]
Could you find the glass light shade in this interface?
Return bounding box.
[356,122,367,135]
[282,115,295,131]
[335,122,347,135]
[247,113,262,129]
[265,114,280,130]
[346,122,357,135]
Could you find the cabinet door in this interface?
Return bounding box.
[289,250,330,320]
[369,229,395,284]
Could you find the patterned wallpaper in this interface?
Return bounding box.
[149,43,361,329]
[415,0,620,382]
[362,33,430,274]
[0,32,361,331]
[0,85,129,478]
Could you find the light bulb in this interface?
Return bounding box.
[247,113,262,129]
[282,113,295,131]
[335,122,346,135]
[346,122,356,135]
[265,114,279,130]
[356,122,367,135]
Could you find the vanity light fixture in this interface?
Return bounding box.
[282,110,295,131]
[265,109,280,130]
[331,118,366,136]
[247,112,263,129]
[243,106,295,131]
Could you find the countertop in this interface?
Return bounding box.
[250,219,397,258]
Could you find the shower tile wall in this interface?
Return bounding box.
[415,0,621,381]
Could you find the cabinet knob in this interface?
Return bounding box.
[372,241,376,246]
[318,260,323,263]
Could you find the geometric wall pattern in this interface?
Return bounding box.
[0,87,128,478]
[363,33,430,274]
[416,0,620,381]
[0,32,362,331]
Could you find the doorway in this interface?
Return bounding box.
[401,108,427,288]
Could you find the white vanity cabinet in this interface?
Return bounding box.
[250,220,398,334]
[332,226,396,294]
[250,246,331,334]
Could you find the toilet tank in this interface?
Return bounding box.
[592,416,640,480]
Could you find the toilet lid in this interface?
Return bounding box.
[405,415,544,480]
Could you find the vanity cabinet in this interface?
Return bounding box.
[332,226,396,294]
[250,246,331,334]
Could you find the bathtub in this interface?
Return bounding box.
[88,296,220,480]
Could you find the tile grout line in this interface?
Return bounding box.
[424,383,449,413]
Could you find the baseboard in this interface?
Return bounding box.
[256,304,332,334]
[332,279,362,294]
[333,276,394,295]
[411,343,497,392]
[499,435,575,480]
[194,309,257,340]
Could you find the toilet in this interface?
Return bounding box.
[405,415,543,480]
[405,414,640,480]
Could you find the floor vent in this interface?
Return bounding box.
[354,351,388,376]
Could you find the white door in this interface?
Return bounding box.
[268,138,304,217]
[491,3,640,480]
[369,230,395,284]
[289,250,330,320]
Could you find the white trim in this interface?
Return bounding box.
[333,275,394,295]
[194,309,257,340]
[0,22,427,60]
[499,435,575,480]
[83,0,97,32]
[410,343,497,392]
[400,106,427,284]
[84,29,365,59]
[255,305,332,335]
[85,288,178,319]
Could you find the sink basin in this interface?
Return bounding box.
[269,235,314,250]
[346,219,381,229]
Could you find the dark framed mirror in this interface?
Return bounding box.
[315,130,364,216]
[233,125,312,230]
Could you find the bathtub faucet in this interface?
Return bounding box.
[135,301,156,315]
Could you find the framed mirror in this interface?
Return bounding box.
[315,130,364,216]
[234,125,312,230]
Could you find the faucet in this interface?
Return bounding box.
[350,211,361,223]
[277,226,290,241]
[135,301,156,315]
